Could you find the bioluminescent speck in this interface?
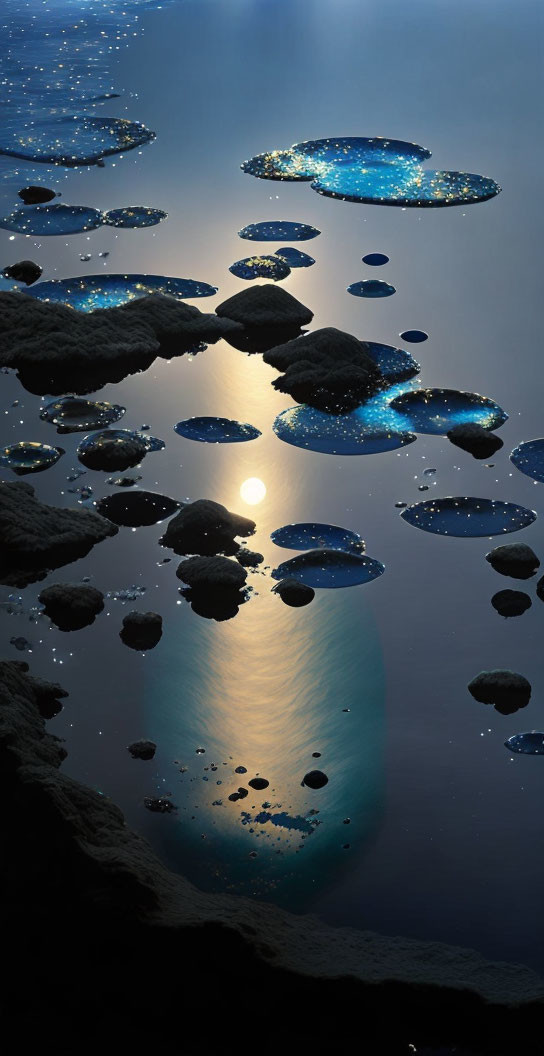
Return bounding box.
[239,220,320,241]
[389,388,507,434]
[271,523,365,553]
[174,417,261,443]
[272,549,384,588]
[400,497,537,537]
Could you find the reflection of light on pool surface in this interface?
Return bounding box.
[240,477,266,504]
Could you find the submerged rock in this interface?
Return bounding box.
[3,260,42,286]
[504,732,544,756]
[120,611,163,651]
[78,430,161,472]
[510,438,544,483]
[39,583,104,631]
[401,497,536,538]
[0,441,63,475]
[236,548,264,567]
[40,396,126,433]
[272,578,315,607]
[143,796,176,813]
[272,549,384,588]
[177,555,249,622]
[274,247,315,268]
[447,423,504,459]
[347,279,395,298]
[0,480,117,587]
[263,327,384,414]
[216,284,313,329]
[160,499,255,557]
[17,186,56,205]
[248,777,269,790]
[127,740,157,760]
[537,576,544,602]
[485,543,540,579]
[174,416,261,444]
[468,670,531,714]
[491,590,532,618]
[176,555,247,591]
[238,220,320,242]
[229,255,290,281]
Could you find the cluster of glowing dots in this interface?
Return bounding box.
[27,274,217,310]
[0,203,167,236]
[241,137,500,207]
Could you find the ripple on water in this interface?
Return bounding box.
[389,388,507,434]
[272,549,384,588]
[271,522,365,552]
[273,404,417,456]
[347,279,395,298]
[238,220,320,241]
[27,273,218,310]
[102,206,167,228]
[0,204,103,235]
[504,732,544,755]
[229,256,290,281]
[174,416,261,443]
[510,439,544,483]
[400,497,537,537]
[0,441,62,474]
[40,396,126,433]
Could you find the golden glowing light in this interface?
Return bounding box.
[240,477,266,505]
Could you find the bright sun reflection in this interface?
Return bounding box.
[240,477,266,505]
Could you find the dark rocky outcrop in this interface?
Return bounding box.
[485,543,540,580]
[78,432,148,471]
[119,611,162,651]
[303,769,329,789]
[236,548,264,567]
[272,577,315,607]
[160,499,255,556]
[468,670,531,715]
[0,480,117,587]
[117,293,242,355]
[0,659,542,1051]
[263,327,384,413]
[96,490,181,527]
[3,259,43,285]
[177,555,249,621]
[216,284,313,328]
[491,590,532,618]
[127,739,157,760]
[39,583,105,631]
[447,423,504,459]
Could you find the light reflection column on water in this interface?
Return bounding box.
[146,338,387,908]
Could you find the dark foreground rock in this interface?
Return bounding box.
[468,670,531,714]
[216,283,313,328]
[263,327,385,413]
[273,577,315,607]
[177,555,248,621]
[160,498,255,556]
[0,480,118,587]
[3,259,43,285]
[127,739,157,760]
[120,611,163,651]
[447,423,504,459]
[39,583,105,631]
[485,543,540,580]
[491,590,531,618]
[17,185,56,204]
[0,659,542,1051]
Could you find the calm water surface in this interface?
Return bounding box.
[0,0,543,972]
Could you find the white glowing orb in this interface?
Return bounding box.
[240,477,266,505]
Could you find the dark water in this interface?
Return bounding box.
[0,0,543,974]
